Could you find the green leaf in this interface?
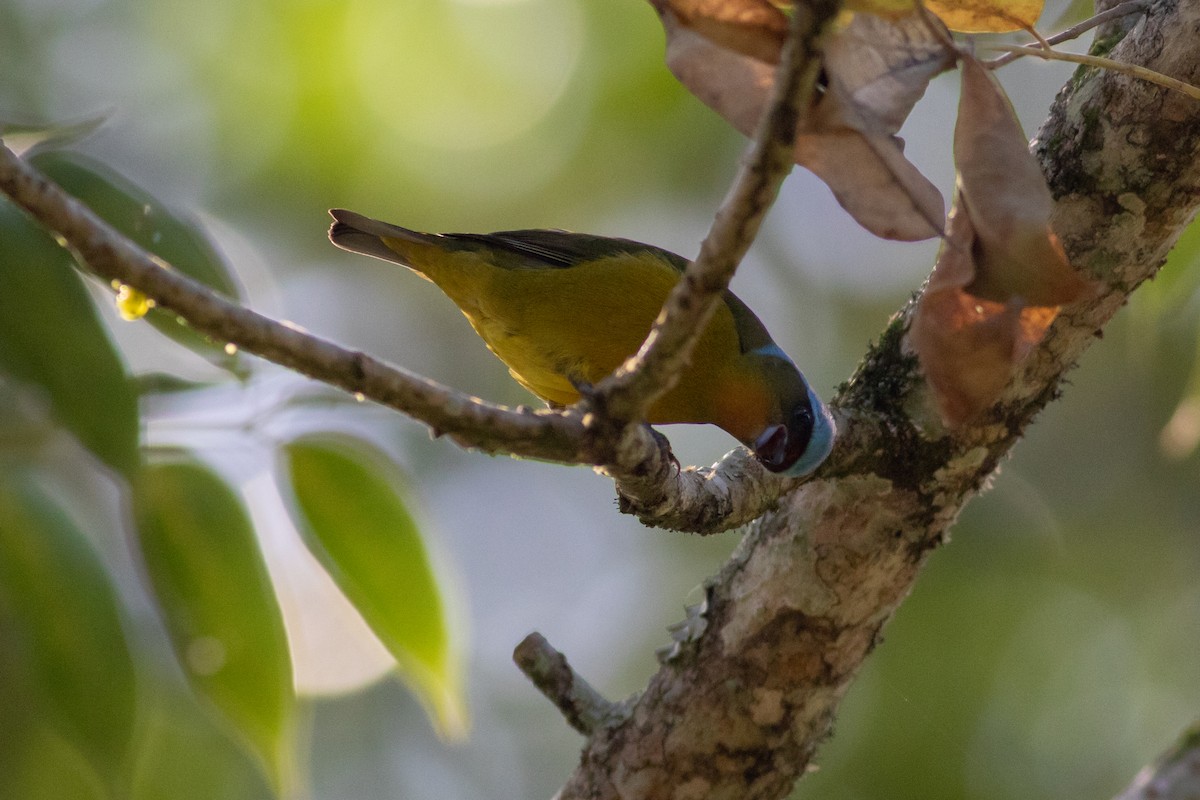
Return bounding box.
[134,372,219,396]
[25,148,243,370]
[132,688,276,800]
[0,200,140,477]
[283,436,467,739]
[0,724,109,800]
[0,472,138,790]
[133,458,297,795]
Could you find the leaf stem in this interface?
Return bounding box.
[986,43,1200,100]
[985,0,1150,69]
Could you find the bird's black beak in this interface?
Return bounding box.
[753,424,794,473]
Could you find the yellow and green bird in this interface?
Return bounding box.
[328,209,835,476]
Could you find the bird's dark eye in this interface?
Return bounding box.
[791,403,814,450]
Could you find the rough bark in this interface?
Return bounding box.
[556,2,1200,797]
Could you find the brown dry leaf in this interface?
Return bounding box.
[912,54,1092,426]
[926,0,1043,32]
[656,5,953,241]
[794,130,945,240]
[660,10,779,135]
[820,12,956,134]
[774,0,1041,36]
[911,197,1060,425]
[649,0,788,64]
[804,11,956,239]
[954,53,1090,306]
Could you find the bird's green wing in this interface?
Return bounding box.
[450,229,778,356]
[444,229,692,272]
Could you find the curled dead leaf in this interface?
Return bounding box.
[954,53,1090,306]
[794,130,945,241]
[911,199,1060,426]
[661,10,779,136]
[820,9,956,135]
[911,54,1093,426]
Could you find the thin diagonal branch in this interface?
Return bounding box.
[0,142,586,460]
[592,1,837,428]
[986,43,1200,99]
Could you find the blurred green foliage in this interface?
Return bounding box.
[0,0,1198,799]
[134,458,296,793]
[0,473,137,797]
[0,198,139,477]
[284,436,466,741]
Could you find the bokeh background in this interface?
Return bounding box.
[2,0,1199,797]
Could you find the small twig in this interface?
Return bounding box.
[512,633,629,736]
[986,43,1200,100]
[986,0,1150,69]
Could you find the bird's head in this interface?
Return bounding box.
[742,346,836,477]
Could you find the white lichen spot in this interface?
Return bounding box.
[224,343,238,355]
[354,392,366,403]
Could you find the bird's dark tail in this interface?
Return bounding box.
[327,208,436,267]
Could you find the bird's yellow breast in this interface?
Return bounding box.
[384,238,749,425]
